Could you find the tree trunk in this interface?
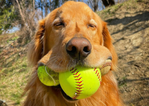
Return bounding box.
[93,0,98,12]
[44,0,48,17]
[101,0,115,7]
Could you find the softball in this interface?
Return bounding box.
[59,66,101,99]
[37,66,59,86]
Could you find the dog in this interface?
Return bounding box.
[23,1,124,106]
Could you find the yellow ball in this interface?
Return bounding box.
[37,66,59,86]
[59,66,101,99]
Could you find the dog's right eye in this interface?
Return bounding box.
[54,22,65,27]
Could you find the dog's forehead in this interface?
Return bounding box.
[60,1,91,11]
[56,2,93,20]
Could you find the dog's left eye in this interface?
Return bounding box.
[54,22,65,27]
[88,24,96,28]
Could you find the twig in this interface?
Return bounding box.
[16,0,33,37]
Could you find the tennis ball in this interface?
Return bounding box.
[100,59,112,76]
[59,66,101,99]
[37,66,59,86]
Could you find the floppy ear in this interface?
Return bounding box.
[102,22,117,70]
[27,19,45,66]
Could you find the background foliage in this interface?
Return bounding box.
[0,0,118,39]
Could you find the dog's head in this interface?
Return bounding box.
[28,1,117,71]
[28,1,117,101]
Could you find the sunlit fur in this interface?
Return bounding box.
[23,1,124,106]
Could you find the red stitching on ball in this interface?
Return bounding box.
[73,95,79,99]
[73,71,79,75]
[100,62,112,69]
[71,68,83,99]
[76,87,83,90]
[70,68,74,71]
[96,70,98,74]
[76,83,83,87]
[76,91,81,94]
[98,76,100,80]
[75,77,82,81]
[94,68,101,81]
[71,69,77,73]
[74,75,81,79]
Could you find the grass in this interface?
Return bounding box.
[96,0,142,20]
[97,3,123,19]
[0,56,30,105]
[0,33,31,105]
[6,36,19,43]
[118,76,127,88]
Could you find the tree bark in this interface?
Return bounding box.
[44,0,48,17]
[93,0,98,12]
[101,0,115,7]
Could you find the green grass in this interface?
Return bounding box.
[12,36,19,41]
[118,76,127,88]
[0,33,30,105]
[0,56,30,105]
[6,36,19,43]
[96,0,141,20]
[97,3,123,19]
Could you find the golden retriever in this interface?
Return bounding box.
[23,1,124,106]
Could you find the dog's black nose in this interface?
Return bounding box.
[66,37,91,60]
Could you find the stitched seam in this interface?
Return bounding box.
[100,62,112,70]
[94,68,101,81]
[70,67,83,99]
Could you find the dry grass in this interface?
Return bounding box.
[97,0,145,20]
[0,33,31,105]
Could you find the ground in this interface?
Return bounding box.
[0,0,149,106]
[98,0,149,105]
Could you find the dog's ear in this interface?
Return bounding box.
[102,22,117,70]
[27,19,45,66]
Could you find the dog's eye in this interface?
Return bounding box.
[54,22,65,27]
[88,24,96,28]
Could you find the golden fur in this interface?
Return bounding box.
[23,1,124,106]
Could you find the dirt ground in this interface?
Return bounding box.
[99,0,149,106]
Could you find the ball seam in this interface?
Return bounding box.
[70,67,83,99]
[94,68,101,81]
[45,66,56,85]
[100,62,112,70]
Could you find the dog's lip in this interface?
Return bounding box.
[61,88,78,101]
[99,59,112,69]
[53,85,78,101]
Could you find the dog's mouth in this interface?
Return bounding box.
[43,59,112,102]
[53,60,112,102]
[61,88,78,101]
[54,85,78,102]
